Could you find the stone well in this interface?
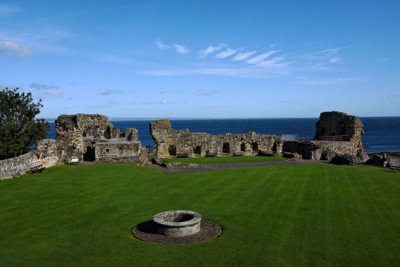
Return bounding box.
[153,210,202,237]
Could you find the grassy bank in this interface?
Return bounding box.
[161,155,286,164]
[0,163,399,266]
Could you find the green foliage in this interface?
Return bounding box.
[161,155,286,164]
[1,163,400,266]
[0,88,49,159]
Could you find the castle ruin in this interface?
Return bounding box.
[0,114,147,179]
[0,111,369,180]
[150,111,368,163]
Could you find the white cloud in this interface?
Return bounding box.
[330,57,340,63]
[140,69,190,76]
[43,90,62,97]
[30,83,58,90]
[247,50,279,64]
[0,4,19,16]
[298,77,362,86]
[0,41,33,57]
[101,89,123,96]
[155,40,188,54]
[215,48,237,59]
[161,99,176,104]
[233,51,256,61]
[155,40,169,50]
[257,56,286,66]
[196,89,218,96]
[198,44,225,57]
[172,44,188,54]
[141,99,177,105]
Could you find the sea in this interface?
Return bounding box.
[47,117,400,153]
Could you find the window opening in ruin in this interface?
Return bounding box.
[251,142,258,152]
[106,149,109,153]
[272,143,277,152]
[193,146,201,155]
[336,121,346,136]
[84,146,95,161]
[222,142,230,153]
[105,126,111,139]
[168,145,177,156]
[83,130,87,137]
[241,143,246,151]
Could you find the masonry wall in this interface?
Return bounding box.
[0,139,61,180]
[150,119,284,159]
[95,141,143,162]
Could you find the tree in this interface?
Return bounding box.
[0,88,49,160]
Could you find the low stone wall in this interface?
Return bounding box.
[0,139,61,180]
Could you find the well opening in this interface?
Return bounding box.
[163,213,194,223]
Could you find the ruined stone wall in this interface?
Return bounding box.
[150,119,283,159]
[0,139,61,180]
[56,113,147,165]
[55,114,113,161]
[1,114,147,180]
[283,111,367,163]
[315,111,364,142]
[94,141,143,163]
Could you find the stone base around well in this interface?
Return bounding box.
[133,220,222,245]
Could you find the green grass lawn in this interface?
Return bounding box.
[0,163,400,266]
[161,155,286,164]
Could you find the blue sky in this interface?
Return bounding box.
[1,0,399,118]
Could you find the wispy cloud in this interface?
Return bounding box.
[0,41,33,57]
[155,40,188,54]
[42,90,63,97]
[196,89,218,96]
[233,51,256,61]
[301,46,353,66]
[381,94,399,100]
[30,83,58,90]
[161,99,176,104]
[172,44,188,54]
[330,57,340,63]
[101,89,123,96]
[215,48,237,59]
[257,56,286,66]
[247,50,279,64]
[0,3,19,16]
[298,77,362,86]
[87,101,119,109]
[94,53,132,64]
[141,99,177,105]
[198,44,225,57]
